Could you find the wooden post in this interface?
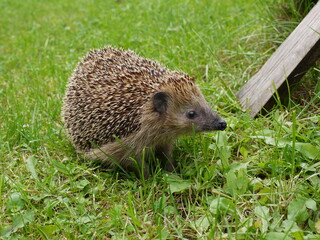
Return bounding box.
[237,2,320,117]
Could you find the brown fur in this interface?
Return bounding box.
[62,47,226,174]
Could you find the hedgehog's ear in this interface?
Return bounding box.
[153,92,169,114]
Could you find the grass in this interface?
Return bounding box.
[1,0,319,239]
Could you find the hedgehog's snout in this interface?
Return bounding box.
[212,114,227,131]
[200,113,227,132]
[209,119,227,131]
[217,119,227,131]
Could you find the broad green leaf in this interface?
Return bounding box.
[282,220,301,233]
[51,159,70,175]
[291,231,304,240]
[217,132,231,164]
[25,156,38,180]
[0,210,35,237]
[37,225,59,239]
[78,216,92,224]
[288,199,309,223]
[216,131,228,148]
[203,164,217,181]
[258,187,272,204]
[163,206,175,215]
[251,136,320,160]
[254,206,270,233]
[210,131,231,167]
[259,136,290,147]
[209,197,235,215]
[295,143,320,160]
[224,163,249,195]
[305,199,317,211]
[239,146,249,158]
[265,232,292,240]
[6,192,25,212]
[194,216,211,233]
[254,129,275,136]
[74,179,90,190]
[165,174,191,193]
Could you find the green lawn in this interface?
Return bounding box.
[1,0,319,239]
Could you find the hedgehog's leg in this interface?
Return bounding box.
[86,143,151,178]
[85,142,130,170]
[155,145,176,172]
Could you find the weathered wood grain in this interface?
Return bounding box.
[237,2,320,117]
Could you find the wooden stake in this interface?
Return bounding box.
[237,2,320,117]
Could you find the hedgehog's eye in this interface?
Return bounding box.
[187,110,197,119]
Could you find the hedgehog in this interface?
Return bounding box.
[62,47,226,176]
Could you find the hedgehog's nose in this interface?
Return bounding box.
[218,120,227,131]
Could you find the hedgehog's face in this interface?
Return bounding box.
[182,104,227,133]
[153,91,227,135]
